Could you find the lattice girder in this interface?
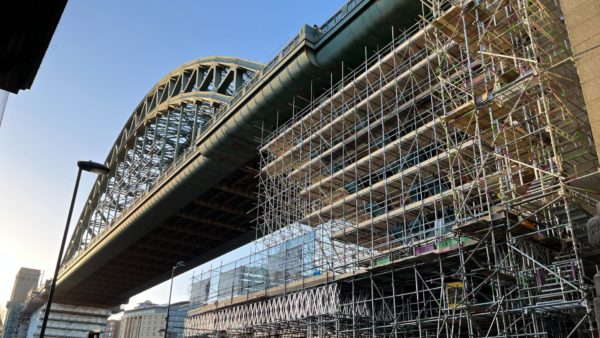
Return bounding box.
[63,56,263,262]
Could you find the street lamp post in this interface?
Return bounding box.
[164,261,185,338]
[39,160,110,338]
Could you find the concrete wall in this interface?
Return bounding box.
[2,268,41,338]
[562,0,600,161]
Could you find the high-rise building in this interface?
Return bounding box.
[119,301,188,338]
[2,268,40,338]
[4,278,112,338]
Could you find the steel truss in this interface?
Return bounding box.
[187,0,600,336]
[62,57,262,264]
[187,284,339,337]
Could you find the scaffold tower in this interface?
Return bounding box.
[185,0,600,336]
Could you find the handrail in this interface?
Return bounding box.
[319,0,366,36]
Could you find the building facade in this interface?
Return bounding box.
[104,319,120,338]
[2,268,40,338]
[119,302,188,338]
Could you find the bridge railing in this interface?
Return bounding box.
[200,29,307,138]
[319,0,366,36]
[199,0,371,139]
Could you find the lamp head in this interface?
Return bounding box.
[77,160,110,175]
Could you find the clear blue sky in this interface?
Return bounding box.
[0,0,347,312]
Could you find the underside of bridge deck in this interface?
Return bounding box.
[56,160,258,306]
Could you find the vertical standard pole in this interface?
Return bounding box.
[164,267,176,338]
[40,167,83,337]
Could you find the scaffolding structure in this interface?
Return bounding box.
[186,0,600,336]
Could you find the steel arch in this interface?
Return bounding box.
[64,56,262,262]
